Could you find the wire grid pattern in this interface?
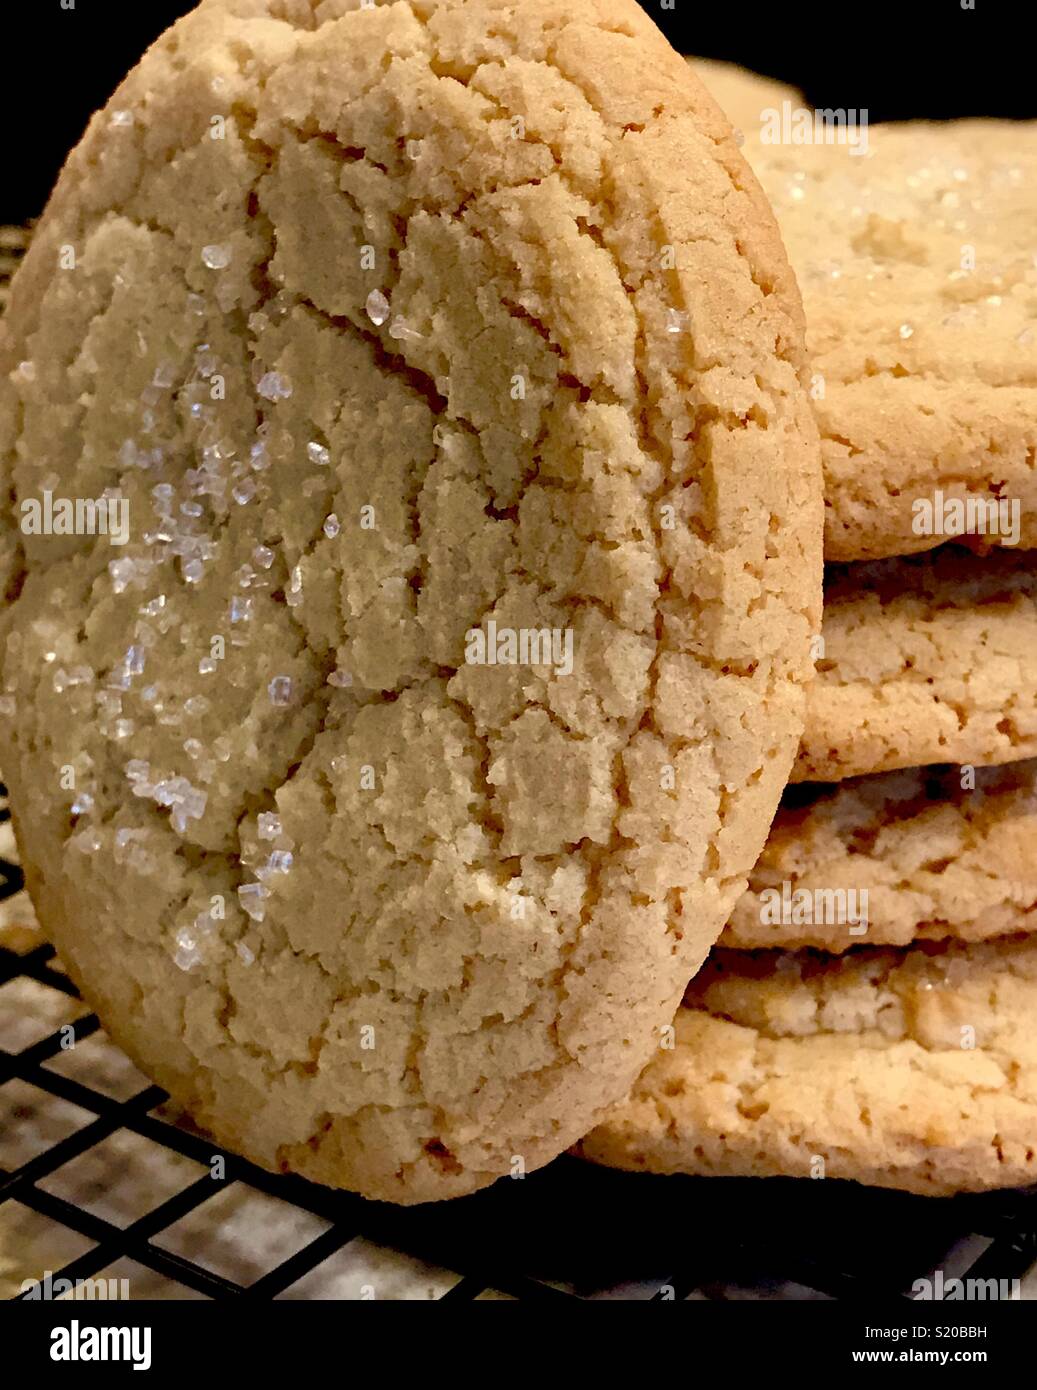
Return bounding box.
[3,784,1037,1301]
[2,224,1037,1300]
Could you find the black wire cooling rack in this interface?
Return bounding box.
[2,776,1037,1302]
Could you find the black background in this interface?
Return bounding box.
[4,0,1034,226]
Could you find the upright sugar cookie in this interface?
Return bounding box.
[0,0,821,1202]
[578,937,1037,1196]
[723,760,1037,951]
[797,547,1037,783]
[744,120,1037,561]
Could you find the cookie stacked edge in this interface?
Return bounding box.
[579,63,1037,1196]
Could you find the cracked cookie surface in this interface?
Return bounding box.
[0,0,821,1201]
[797,546,1037,783]
[724,760,1037,951]
[743,119,1037,562]
[578,936,1037,1195]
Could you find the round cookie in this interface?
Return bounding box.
[743,120,1037,563]
[724,760,1037,952]
[796,546,1037,783]
[577,937,1037,1196]
[686,58,803,142]
[0,0,821,1202]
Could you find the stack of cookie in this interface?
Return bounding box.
[579,67,1037,1195]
